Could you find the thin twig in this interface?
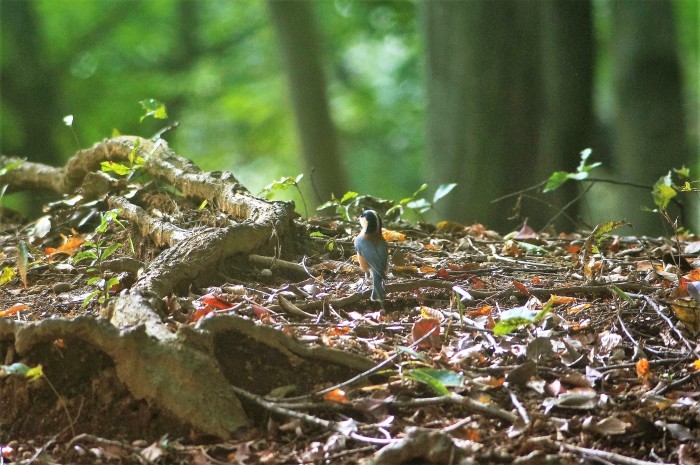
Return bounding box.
[561,443,674,465]
[394,393,517,424]
[656,369,700,396]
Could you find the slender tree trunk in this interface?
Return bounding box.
[610,0,689,233]
[424,1,543,232]
[268,0,348,204]
[537,0,595,231]
[0,1,62,166]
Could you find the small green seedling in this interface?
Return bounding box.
[309,231,336,252]
[259,174,308,217]
[317,191,360,222]
[543,148,600,193]
[493,298,555,336]
[386,183,457,221]
[73,209,133,307]
[0,363,75,436]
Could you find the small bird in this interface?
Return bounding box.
[354,210,389,303]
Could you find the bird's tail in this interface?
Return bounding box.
[370,271,385,302]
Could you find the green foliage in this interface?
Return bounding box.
[73,209,132,307]
[259,173,307,216]
[652,171,677,211]
[402,368,464,396]
[309,231,335,251]
[317,191,360,222]
[651,167,698,213]
[0,362,75,434]
[0,160,23,177]
[493,299,554,336]
[543,148,600,193]
[586,220,625,254]
[139,99,168,122]
[386,183,457,220]
[100,137,146,178]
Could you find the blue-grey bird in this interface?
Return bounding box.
[354,210,388,302]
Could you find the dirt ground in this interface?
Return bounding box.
[1,139,700,464]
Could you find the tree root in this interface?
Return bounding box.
[0,136,373,438]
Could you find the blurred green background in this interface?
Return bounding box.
[1,0,698,233]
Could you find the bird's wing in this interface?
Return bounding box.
[355,237,388,279]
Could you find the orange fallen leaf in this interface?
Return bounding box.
[692,360,700,372]
[420,265,437,275]
[636,358,651,380]
[436,221,466,234]
[323,388,350,404]
[191,306,214,322]
[199,293,235,310]
[420,306,444,322]
[513,280,530,296]
[549,295,577,306]
[0,303,28,317]
[252,304,273,322]
[565,244,581,255]
[464,428,480,442]
[684,269,700,281]
[466,305,493,317]
[412,317,441,349]
[382,229,406,242]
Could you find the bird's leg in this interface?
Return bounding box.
[357,273,370,292]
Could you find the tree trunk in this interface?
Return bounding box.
[537,0,595,231]
[268,0,348,205]
[0,0,62,166]
[610,0,689,234]
[424,1,543,232]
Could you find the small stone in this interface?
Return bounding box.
[260,269,272,278]
[52,282,72,294]
[302,284,319,295]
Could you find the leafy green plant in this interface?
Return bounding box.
[493,298,555,336]
[0,159,23,206]
[259,174,308,217]
[386,183,457,220]
[139,99,168,122]
[73,209,133,307]
[0,363,75,435]
[317,191,360,222]
[543,148,600,193]
[402,368,464,396]
[100,137,146,179]
[309,231,336,251]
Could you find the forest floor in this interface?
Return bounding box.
[1,141,700,464]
